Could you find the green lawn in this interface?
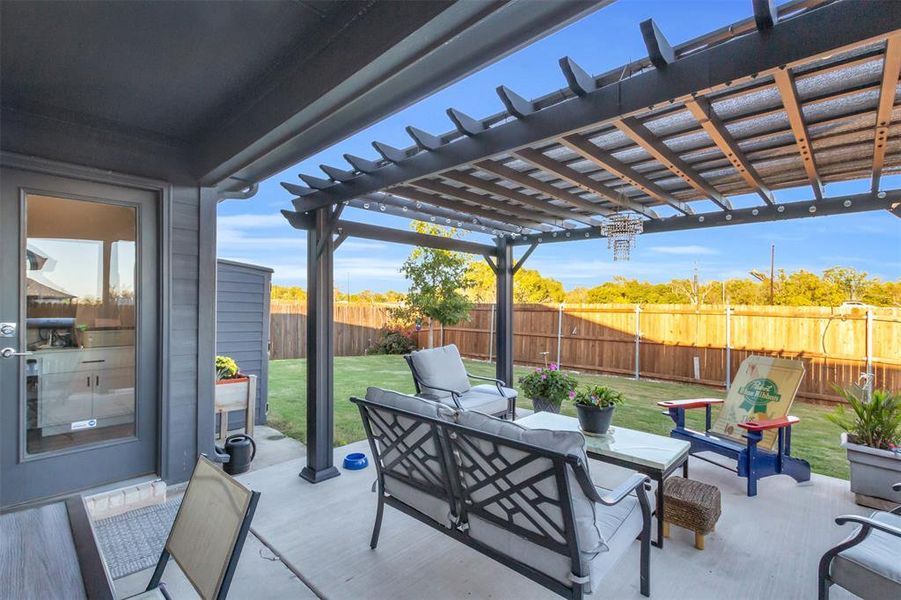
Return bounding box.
[268,355,849,479]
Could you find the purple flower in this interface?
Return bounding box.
[549,363,558,371]
[568,390,576,399]
[540,374,547,380]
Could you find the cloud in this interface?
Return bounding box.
[648,245,719,256]
[217,214,288,229]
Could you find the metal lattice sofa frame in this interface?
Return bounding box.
[352,389,652,599]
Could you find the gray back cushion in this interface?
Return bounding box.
[409,344,471,398]
[363,388,457,527]
[453,410,605,554]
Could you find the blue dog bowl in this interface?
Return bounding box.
[343,452,369,470]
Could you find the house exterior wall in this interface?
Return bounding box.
[216,259,272,429]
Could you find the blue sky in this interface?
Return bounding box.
[218,0,901,293]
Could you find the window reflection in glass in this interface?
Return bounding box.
[24,194,137,455]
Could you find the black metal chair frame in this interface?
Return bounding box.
[145,468,261,600]
[352,395,651,599]
[817,482,901,600]
[403,353,516,419]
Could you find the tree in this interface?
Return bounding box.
[464,261,566,303]
[398,223,474,343]
[271,285,307,302]
[823,266,870,302]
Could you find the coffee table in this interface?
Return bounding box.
[517,411,690,548]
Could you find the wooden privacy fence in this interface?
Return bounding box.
[414,303,901,404]
[269,301,396,359]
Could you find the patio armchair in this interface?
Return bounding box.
[657,355,810,496]
[405,344,517,419]
[818,482,901,600]
[127,456,260,600]
[353,387,652,599]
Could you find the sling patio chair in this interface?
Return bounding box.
[657,355,810,496]
[404,344,517,419]
[818,482,901,600]
[126,456,260,600]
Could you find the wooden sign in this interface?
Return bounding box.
[711,355,805,450]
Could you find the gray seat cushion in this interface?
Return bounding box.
[464,484,644,591]
[364,387,457,527]
[454,410,605,554]
[408,344,471,399]
[448,390,509,416]
[588,488,645,590]
[470,383,518,399]
[831,511,901,600]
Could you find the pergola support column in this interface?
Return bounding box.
[495,237,514,387]
[300,207,340,484]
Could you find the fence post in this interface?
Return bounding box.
[865,307,874,400]
[556,303,564,368]
[488,303,495,363]
[725,305,732,391]
[634,304,641,380]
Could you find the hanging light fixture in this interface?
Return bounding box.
[601,212,643,261]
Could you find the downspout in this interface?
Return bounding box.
[217,183,259,203]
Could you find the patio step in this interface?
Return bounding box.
[85,479,167,520]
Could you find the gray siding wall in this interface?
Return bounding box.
[216,259,271,428]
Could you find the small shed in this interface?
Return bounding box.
[216,259,272,428]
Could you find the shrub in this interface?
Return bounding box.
[368,328,416,355]
[518,363,577,409]
[215,355,240,381]
[827,386,900,450]
[572,384,625,408]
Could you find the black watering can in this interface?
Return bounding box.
[213,434,256,475]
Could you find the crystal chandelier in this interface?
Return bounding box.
[601,213,643,261]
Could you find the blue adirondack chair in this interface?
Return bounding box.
[658,355,811,497]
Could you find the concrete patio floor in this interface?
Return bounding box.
[113,429,871,599]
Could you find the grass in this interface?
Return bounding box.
[268,355,850,480]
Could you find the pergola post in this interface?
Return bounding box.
[300,207,340,483]
[495,237,514,387]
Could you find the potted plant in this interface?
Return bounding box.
[518,363,577,414]
[827,385,901,506]
[572,384,624,435]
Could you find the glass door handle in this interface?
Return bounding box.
[0,347,33,359]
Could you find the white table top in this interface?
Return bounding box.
[516,411,690,472]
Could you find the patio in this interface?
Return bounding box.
[113,438,867,599]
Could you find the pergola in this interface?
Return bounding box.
[280,0,901,483]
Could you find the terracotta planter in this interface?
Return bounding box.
[531,397,562,414]
[841,432,901,505]
[576,404,615,435]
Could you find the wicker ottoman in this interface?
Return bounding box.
[662,477,721,550]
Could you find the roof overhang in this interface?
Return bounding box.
[0,0,607,187]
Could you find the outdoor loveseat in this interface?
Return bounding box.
[404,344,517,419]
[352,387,652,599]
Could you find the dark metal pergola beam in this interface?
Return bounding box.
[473,159,614,216]
[614,117,732,211]
[441,169,599,226]
[510,191,900,245]
[683,97,775,205]
[559,135,694,215]
[514,148,660,218]
[410,177,568,226]
[348,193,523,235]
[390,184,549,231]
[335,220,497,256]
[871,34,901,192]
[772,67,825,200]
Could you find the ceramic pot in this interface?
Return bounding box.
[576,404,615,434]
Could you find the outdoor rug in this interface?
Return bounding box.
[94,496,181,579]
